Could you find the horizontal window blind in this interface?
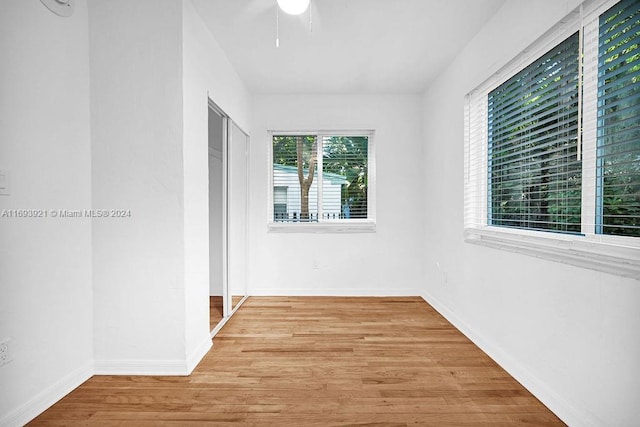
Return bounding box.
[487,32,582,233]
[464,93,489,230]
[464,0,640,277]
[596,0,640,237]
[322,136,368,220]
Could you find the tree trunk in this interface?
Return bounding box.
[297,136,317,220]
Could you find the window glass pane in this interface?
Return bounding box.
[597,0,640,237]
[272,135,319,222]
[487,32,582,233]
[273,186,288,220]
[322,136,368,220]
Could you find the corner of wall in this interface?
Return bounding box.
[186,335,213,374]
[419,293,599,427]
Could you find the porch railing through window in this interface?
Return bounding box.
[274,211,350,222]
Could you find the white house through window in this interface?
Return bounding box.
[270,132,374,227]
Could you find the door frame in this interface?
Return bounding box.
[208,99,229,335]
[207,98,250,337]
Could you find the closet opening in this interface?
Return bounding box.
[208,99,249,336]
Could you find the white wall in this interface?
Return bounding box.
[0,0,252,421]
[182,0,252,349]
[90,0,190,372]
[421,1,640,426]
[249,94,424,296]
[0,1,93,424]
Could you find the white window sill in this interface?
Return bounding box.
[268,220,376,233]
[464,227,640,280]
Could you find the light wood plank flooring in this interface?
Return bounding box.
[31,297,564,426]
[210,296,246,331]
[210,296,223,331]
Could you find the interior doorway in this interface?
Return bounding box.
[208,105,225,331]
[227,120,249,314]
[208,99,249,335]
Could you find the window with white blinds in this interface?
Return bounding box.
[270,132,374,228]
[596,0,640,237]
[488,32,582,233]
[322,136,369,219]
[464,0,640,277]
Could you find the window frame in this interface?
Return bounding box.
[268,130,376,233]
[464,0,640,279]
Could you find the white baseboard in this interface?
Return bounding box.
[420,291,598,427]
[94,338,212,376]
[94,359,189,376]
[2,342,213,425]
[210,314,231,337]
[186,335,212,374]
[0,361,93,427]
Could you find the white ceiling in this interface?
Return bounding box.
[191,0,506,94]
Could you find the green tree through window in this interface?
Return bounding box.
[488,33,581,233]
[272,134,369,222]
[597,0,640,237]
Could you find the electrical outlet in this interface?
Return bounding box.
[0,338,12,366]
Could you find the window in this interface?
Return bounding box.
[465,0,640,277]
[273,186,288,220]
[488,32,582,233]
[270,131,375,231]
[596,0,640,236]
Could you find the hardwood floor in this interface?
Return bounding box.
[211,296,246,331]
[31,297,564,426]
[231,295,245,309]
[210,296,223,330]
